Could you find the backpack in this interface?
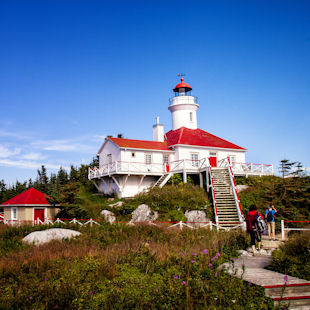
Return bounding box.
[253,212,266,233]
[266,210,273,222]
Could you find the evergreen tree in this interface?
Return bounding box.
[37,165,49,193]
[279,159,295,179]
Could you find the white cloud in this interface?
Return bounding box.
[0,159,69,170]
[21,152,46,160]
[0,130,32,140]
[91,135,106,142]
[33,138,97,153]
[0,146,21,158]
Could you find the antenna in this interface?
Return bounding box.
[177,73,185,78]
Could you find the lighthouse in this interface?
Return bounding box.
[168,78,199,130]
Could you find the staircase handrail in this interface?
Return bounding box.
[209,167,219,226]
[217,157,229,167]
[226,157,244,222]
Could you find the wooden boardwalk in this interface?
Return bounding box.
[221,235,310,309]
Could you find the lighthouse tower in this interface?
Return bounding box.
[168,78,199,130]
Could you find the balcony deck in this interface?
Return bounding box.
[88,158,273,179]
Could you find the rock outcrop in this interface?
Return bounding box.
[185,210,209,227]
[100,210,116,223]
[23,228,81,245]
[130,204,158,223]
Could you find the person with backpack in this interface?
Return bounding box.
[265,205,277,241]
[246,204,265,256]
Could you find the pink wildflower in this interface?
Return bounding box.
[182,281,186,285]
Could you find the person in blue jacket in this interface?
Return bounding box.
[265,205,277,240]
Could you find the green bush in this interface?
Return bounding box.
[114,183,211,221]
[0,224,274,309]
[267,232,310,280]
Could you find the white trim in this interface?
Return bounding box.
[33,207,47,221]
[11,207,17,220]
[172,144,247,152]
[2,204,58,207]
[122,147,174,153]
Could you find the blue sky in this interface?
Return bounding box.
[0,0,310,184]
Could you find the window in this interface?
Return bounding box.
[145,154,152,164]
[229,155,236,168]
[131,152,136,158]
[11,207,17,220]
[191,153,199,167]
[163,155,169,165]
[229,155,236,163]
[210,152,217,157]
[190,112,193,122]
[107,154,112,165]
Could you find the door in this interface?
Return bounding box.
[34,209,45,223]
[209,157,217,167]
[209,152,217,167]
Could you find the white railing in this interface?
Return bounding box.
[89,158,273,179]
[209,167,219,226]
[218,159,273,176]
[89,158,209,179]
[281,220,310,240]
[1,217,243,231]
[226,159,245,225]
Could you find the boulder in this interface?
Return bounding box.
[23,228,81,246]
[238,250,252,257]
[130,204,158,223]
[100,210,116,223]
[235,185,249,193]
[109,201,123,208]
[185,210,209,227]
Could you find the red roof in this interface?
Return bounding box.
[109,137,171,151]
[166,127,246,150]
[173,78,192,92]
[1,188,53,206]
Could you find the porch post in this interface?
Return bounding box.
[183,170,187,183]
[206,168,210,192]
[199,173,203,188]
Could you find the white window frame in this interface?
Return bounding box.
[229,155,236,168]
[163,154,169,165]
[145,153,152,165]
[107,154,112,165]
[11,207,17,220]
[191,153,199,167]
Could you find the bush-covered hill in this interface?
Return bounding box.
[0,223,275,309]
[236,175,310,222]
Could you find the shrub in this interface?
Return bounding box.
[267,232,310,280]
[114,184,211,221]
[0,224,274,309]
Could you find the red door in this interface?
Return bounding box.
[34,209,45,222]
[209,157,217,167]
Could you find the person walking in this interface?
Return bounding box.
[265,205,277,241]
[246,204,265,256]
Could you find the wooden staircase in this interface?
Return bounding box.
[211,167,241,228]
[152,173,172,188]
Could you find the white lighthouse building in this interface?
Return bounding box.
[89,78,273,227]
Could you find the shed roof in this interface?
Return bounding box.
[1,188,54,206]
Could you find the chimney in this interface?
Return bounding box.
[153,116,164,142]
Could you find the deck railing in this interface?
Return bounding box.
[89,158,273,179]
[218,159,273,175]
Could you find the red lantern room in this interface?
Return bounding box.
[173,78,192,96]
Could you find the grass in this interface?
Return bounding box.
[0,223,276,309]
